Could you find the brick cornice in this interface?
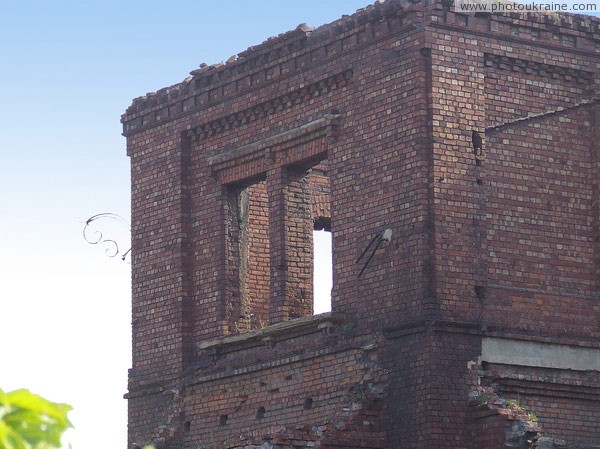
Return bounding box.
[484,53,594,83]
[121,1,600,139]
[383,319,600,349]
[188,71,350,143]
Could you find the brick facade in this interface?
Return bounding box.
[122,1,600,448]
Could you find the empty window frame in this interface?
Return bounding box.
[225,177,270,333]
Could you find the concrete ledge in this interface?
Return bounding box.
[198,312,347,351]
[482,337,600,372]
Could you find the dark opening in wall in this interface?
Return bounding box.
[290,159,333,314]
[474,285,486,300]
[224,155,333,328]
[226,176,270,333]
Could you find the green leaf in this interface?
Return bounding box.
[0,389,72,449]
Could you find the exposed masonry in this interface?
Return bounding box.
[484,54,593,83]
[123,0,600,448]
[486,97,600,133]
[189,72,351,142]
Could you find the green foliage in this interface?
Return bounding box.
[475,392,489,406]
[0,389,72,449]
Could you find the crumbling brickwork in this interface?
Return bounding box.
[122,1,600,448]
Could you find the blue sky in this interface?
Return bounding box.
[0,1,364,448]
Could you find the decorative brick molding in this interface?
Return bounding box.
[189,71,350,143]
[207,113,341,184]
[484,54,592,84]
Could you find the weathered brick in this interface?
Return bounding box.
[123,1,600,448]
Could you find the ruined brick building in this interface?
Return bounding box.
[121,1,600,448]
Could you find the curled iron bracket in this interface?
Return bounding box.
[83,213,131,262]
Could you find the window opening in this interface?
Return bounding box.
[276,157,333,320]
[226,177,270,334]
[225,156,333,330]
[313,228,332,314]
[307,160,332,315]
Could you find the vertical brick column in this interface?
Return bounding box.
[429,36,487,324]
[129,131,193,380]
[421,28,488,448]
[243,182,271,328]
[267,166,286,324]
[268,165,314,323]
[593,104,600,293]
[284,167,314,318]
[126,129,193,445]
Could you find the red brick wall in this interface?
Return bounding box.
[123,1,600,448]
[243,181,271,328]
[483,363,600,444]
[185,333,383,448]
[485,107,598,335]
[308,162,331,228]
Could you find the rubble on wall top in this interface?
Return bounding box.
[188,23,315,79]
[122,0,600,125]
